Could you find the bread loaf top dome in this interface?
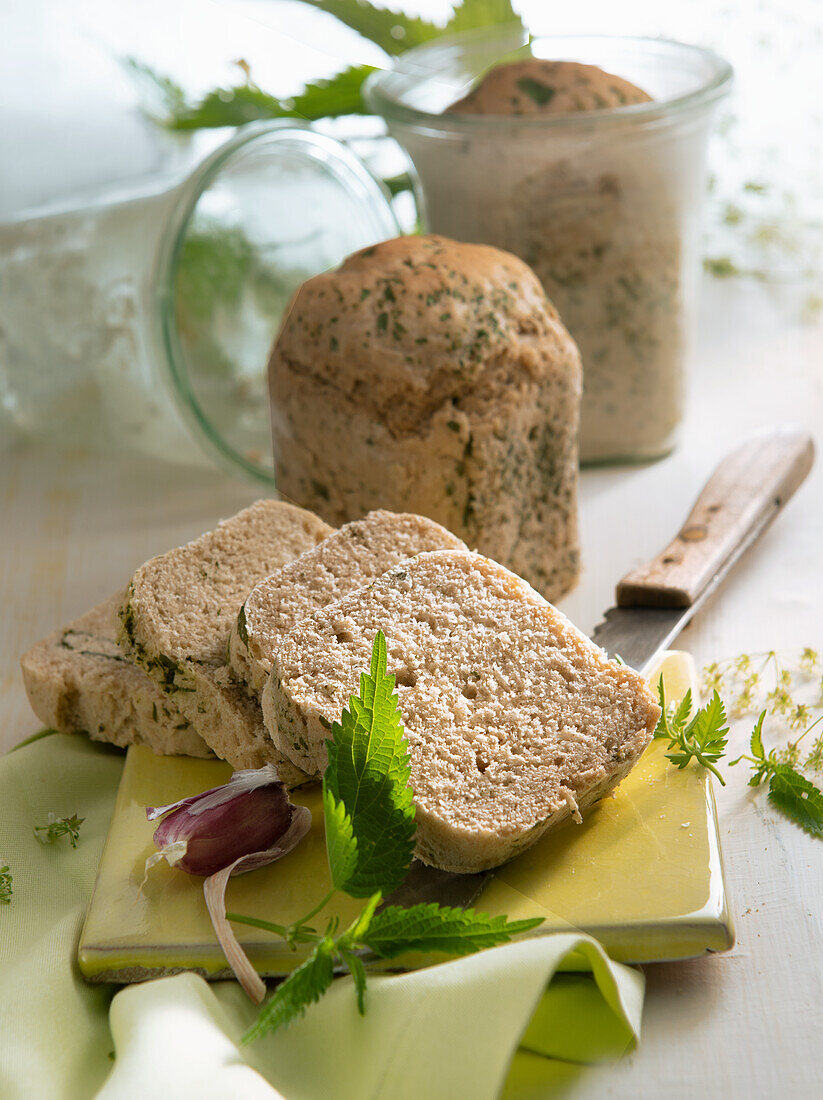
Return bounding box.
[269,234,581,437]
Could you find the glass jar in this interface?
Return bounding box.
[0,123,399,483]
[365,30,733,464]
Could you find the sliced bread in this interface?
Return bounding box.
[228,510,467,695]
[117,499,332,782]
[264,549,660,872]
[20,594,211,757]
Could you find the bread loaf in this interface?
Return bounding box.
[269,234,581,602]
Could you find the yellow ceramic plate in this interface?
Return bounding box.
[78,652,734,982]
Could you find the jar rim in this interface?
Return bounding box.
[153,122,399,486]
[364,29,734,133]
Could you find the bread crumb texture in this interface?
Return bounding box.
[269,234,582,602]
[267,549,661,872]
[229,510,466,695]
[20,593,212,757]
[117,499,332,782]
[447,59,652,116]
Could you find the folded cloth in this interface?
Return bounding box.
[0,734,644,1100]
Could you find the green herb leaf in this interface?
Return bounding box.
[243,936,335,1042]
[322,785,359,891]
[339,947,368,1013]
[322,631,416,897]
[138,62,375,131]
[34,813,84,848]
[750,710,766,759]
[290,65,376,120]
[0,865,12,904]
[362,903,543,958]
[654,685,727,784]
[446,0,526,36]
[767,767,823,835]
[295,0,442,56]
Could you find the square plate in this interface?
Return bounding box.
[78,653,734,981]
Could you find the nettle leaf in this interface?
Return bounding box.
[339,948,368,1014]
[295,0,442,56]
[446,0,526,36]
[322,631,416,897]
[289,65,376,120]
[168,84,289,131]
[243,936,335,1042]
[750,710,766,759]
[362,903,543,958]
[684,690,729,763]
[322,784,359,891]
[768,768,823,835]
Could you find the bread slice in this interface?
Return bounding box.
[228,510,467,695]
[117,499,332,782]
[264,549,660,872]
[20,594,212,757]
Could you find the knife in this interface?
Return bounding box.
[384,426,815,911]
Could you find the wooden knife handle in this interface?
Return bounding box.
[616,427,815,610]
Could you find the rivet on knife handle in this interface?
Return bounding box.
[616,426,815,610]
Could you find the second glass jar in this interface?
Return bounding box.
[366,30,733,464]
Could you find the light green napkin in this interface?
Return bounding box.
[0,734,645,1100]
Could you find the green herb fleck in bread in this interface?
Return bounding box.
[20,594,212,757]
[117,499,332,783]
[264,548,661,872]
[228,510,466,696]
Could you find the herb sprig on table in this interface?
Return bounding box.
[730,712,823,835]
[229,631,542,1040]
[655,653,823,836]
[34,813,85,848]
[0,865,12,904]
[653,683,729,785]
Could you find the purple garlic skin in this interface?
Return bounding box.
[151,784,293,877]
[146,764,309,878]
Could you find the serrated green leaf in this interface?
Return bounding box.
[168,83,289,131]
[243,937,335,1041]
[295,0,442,56]
[767,767,823,835]
[446,0,526,36]
[339,947,368,1013]
[323,631,416,898]
[348,891,383,942]
[653,679,670,740]
[291,65,375,119]
[155,65,376,131]
[362,903,543,958]
[671,689,693,734]
[322,786,359,890]
[683,690,728,762]
[750,710,766,759]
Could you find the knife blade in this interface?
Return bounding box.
[384,426,815,911]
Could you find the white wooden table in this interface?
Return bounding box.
[1,277,821,1096]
